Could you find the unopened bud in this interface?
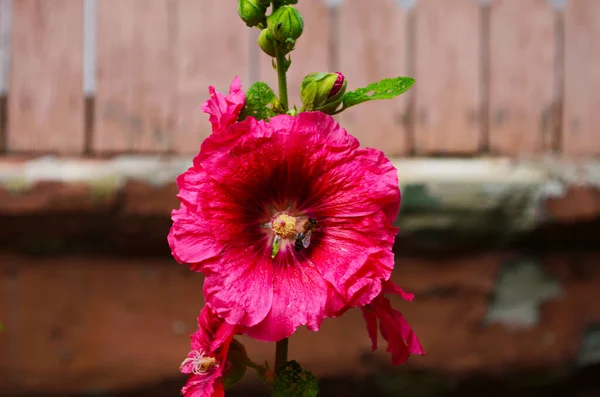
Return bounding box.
[238,0,267,27]
[267,5,304,43]
[258,29,278,57]
[258,28,296,58]
[300,72,347,114]
[221,339,248,389]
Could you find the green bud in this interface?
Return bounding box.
[221,339,249,389]
[238,0,267,27]
[258,29,278,57]
[300,72,347,114]
[267,5,304,43]
[258,29,296,58]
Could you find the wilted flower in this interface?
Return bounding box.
[201,77,246,135]
[362,280,425,365]
[169,84,403,341]
[179,306,240,397]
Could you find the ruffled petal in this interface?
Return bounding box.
[383,279,415,302]
[201,246,274,328]
[311,211,397,306]
[182,372,221,397]
[201,76,246,134]
[371,295,425,365]
[244,252,338,341]
[361,306,378,351]
[192,306,238,354]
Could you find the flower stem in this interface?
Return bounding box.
[274,338,289,373]
[275,49,289,111]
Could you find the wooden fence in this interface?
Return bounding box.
[0,0,598,157]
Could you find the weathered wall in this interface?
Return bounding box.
[1,253,600,396]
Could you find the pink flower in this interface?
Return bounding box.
[361,280,425,365]
[201,77,245,134]
[169,110,402,342]
[179,306,239,397]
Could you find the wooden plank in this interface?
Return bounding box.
[8,0,84,153]
[94,0,175,153]
[0,0,11,153]
[338,0,409,155]
[563,0,600,155]
[489,0,555,155]
[258,1,330,114]
[413,0,481,154]
[172,0,250,153]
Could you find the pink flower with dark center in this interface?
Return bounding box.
[179,306,239,397]
[362,280,425,365]
[169,108,406,342]
[201,77,245,134]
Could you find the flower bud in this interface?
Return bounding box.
[237,0,267,27]
[221,339,248,389]
[258,28,297,58]
[300,72,347,114]
[258,29,278,57]
[267,5,304,43]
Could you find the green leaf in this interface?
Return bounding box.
[340,76,415,111]
[239,82,278,122]
[273,360,318,397]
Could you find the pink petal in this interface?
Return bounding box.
[201,245,274,328]
[244,252,337,341]
[182,373,221,397]
[372,295,425,365]
[192,306,237,354]
[382,279,415,302]
[201,76,246,134]
[312,211,397,306]
[361,306,378,351]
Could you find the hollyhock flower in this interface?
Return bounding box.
[362,280,425,365]
[179,306,239,397]
[169,108,405,342]
[201,77,245,134]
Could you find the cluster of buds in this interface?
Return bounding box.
[238,1,304,57]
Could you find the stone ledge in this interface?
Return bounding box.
[1,155,600,248]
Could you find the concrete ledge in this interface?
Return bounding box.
[1,155,600,251]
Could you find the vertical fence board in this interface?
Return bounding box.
[258,1,330,113]
[563,0,600,155]
[0,0,11,153]
[172,0,249,153]
[8,0,84,153]
[489,0,555,155]
[413,0,480,154]
[338,0,409,155]
[94,0,176,153]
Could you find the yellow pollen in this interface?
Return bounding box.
[272,214,297,239]
[198,356,217,372]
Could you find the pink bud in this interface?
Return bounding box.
[329,72,345,97]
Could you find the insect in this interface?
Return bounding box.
[295,217,318,251]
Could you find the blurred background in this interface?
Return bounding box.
[1,0,600,396]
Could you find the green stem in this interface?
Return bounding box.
[274,338,289,373]
[275,49,289,111]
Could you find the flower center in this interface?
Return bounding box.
[180,350,219,375]
[271,213,297,239]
